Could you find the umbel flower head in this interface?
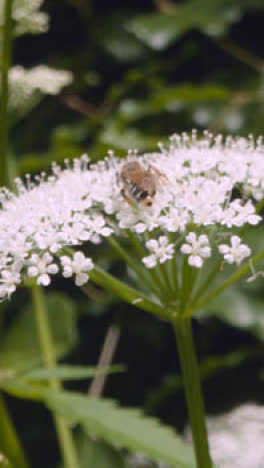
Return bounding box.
[0,131,263,303]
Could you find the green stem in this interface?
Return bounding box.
[126,230,146,258]
[188,249,264,316]
[106,236,160,297]
[173,317,212,468]
[169,256,179,299]
[190,261,222,308]
[256,198,264,213]
[0,0,14,187]
[31,285,80,468]
[180,258,196,312]
[0,394,29,468]
[89,265,172,319]
[215,38,264,72]
[158,262,175,299]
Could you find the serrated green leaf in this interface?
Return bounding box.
[44,389,195,467]
[76,433,126,468]
[0,379,44,401]
[22,364,123,382]
[0,293,78,373]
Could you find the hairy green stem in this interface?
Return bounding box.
[31,286,80,468]
[0,0,14,187]
[173,317,212,468]
[0,394,29,468]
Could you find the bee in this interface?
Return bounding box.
[119,161,167,207]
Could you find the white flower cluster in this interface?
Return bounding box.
[181,232,211,268]
[207,403,264,468]
[143,236,174,268]
[0,0,49,36]
[0,131,263,300]
[8,66,73,117]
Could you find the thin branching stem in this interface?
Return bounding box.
[89,265,172,319]
[214,38,264,73]
[187,249,264,316]
[106,236,162,298]
[0,0,14,187]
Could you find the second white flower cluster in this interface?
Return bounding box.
[142,233,251,269]
[0,251,93,300]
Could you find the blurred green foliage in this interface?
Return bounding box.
[2,0,264,466]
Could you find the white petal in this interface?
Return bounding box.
[231,236,241,247]
[181,244,192,254]
[47,264,59,274]
[189,255,203,268]
[28,266,39,277]
[219,244,229,254]
[146,239,158,251]
[186,232,196,243]
[60,255,71,266]
[37,274,51,286]
[142,255,157,268]
[75,273,89,286]
[62,266,73,278]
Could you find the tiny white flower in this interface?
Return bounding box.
[27,252,59,286]
[219,235,251,265]
[143,236,174,269]
[0,269,21,299]
[181,232,211,268]
[60,251,94,286]
[34,229,66,253]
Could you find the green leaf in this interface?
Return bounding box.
[98,121,160,151]
[0,379,43,401]
[127,0,242,50]
[0,395,28,468]
[44,389,195,467]
[127,11,185,50]
[0,293,78,374]
[22,364,123,382]
[95,13,148,62]
[118,84,231,121]
[76,433,126,468]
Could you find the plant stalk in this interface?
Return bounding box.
[0,0,14,187]
[31,285,80,468]
[173,317,212,468]
[187,249,264,316]
[0,394,29,468]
